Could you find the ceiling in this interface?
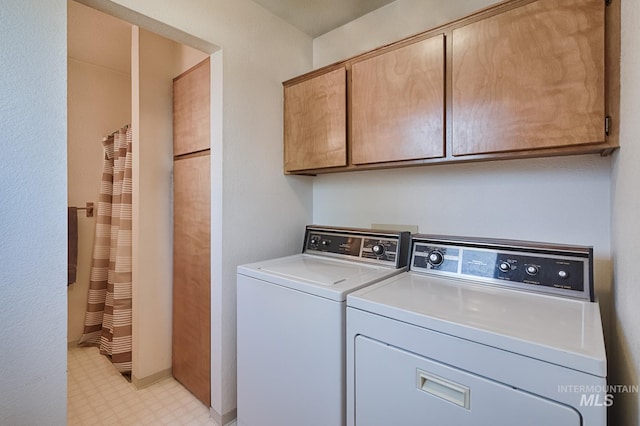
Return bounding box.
[251,0,397,37]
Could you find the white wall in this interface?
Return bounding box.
[313,156,612,294]
[84,0,314,421]
[132,27,209,384]
[314,156,611,244]
[0,1,68,425]
[132,27,176,384]
[611,0,640,423]
[67,0,132,343]
[314,0,495,68]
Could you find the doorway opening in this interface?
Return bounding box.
[66,2,217,422]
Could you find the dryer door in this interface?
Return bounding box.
[354,336,581,426]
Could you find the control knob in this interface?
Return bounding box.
[427,250,444,266]
[372,244,385,256]
[558,270,570,279]
[526,265,539,276]
[498,262,511,272]
[321,239,331,247]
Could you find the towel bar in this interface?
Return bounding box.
[71,202,94,217]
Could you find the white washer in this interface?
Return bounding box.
[237,226,410,426]
[346,235,607,426]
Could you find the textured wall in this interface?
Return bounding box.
[313,155,612,293]
[0,1,68,424]
[611,0,640,423]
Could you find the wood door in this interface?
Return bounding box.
[451,0,605,156]
[284,67,347,172]
[173,57,210,156]
[351,35,445,164]
[173,154,211,406]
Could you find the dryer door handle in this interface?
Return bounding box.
[417,369,470,409]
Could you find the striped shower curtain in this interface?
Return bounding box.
[79,126,133,373]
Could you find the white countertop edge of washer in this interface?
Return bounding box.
[347,272,607,377]
[237,253,407,302]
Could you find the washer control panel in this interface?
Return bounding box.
[411,235,594,301]
[304,226,410,268]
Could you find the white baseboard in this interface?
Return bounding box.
[210,406,237,426]
[131,368,172,389]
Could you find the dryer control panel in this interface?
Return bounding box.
[304,226,410,268]
[411,235,594,301]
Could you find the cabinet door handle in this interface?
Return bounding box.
[417,369,470,409]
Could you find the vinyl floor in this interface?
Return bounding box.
[67,345,215,425]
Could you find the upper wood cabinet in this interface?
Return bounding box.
[451,0,605,156]
[282,0,618,174]
[284,67,347,172]
[173,58,210,156]
[351,35,445,164]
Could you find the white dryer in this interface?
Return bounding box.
[346,235,607,426]
[237,225,410,426]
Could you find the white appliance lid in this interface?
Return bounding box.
[347,272,606,377]
[237,254,405,301]
[260,256,370,286]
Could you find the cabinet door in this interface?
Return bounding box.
[452,0,605,156]
[173,57,210,156]
[351,35,445,165]
[173,154,211,406]
[284,67,347,172]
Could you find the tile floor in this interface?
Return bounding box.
[68,345,215,425]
